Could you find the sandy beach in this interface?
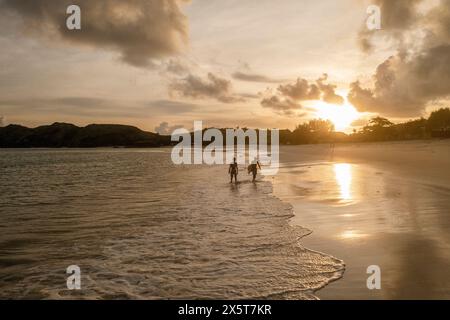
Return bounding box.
[273,140,450,299]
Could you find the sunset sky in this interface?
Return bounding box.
[0,0,449,133]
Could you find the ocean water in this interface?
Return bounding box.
[0,149,344,299]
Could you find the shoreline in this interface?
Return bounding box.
[1,137,449,150]
[262,177,347,300]
[272,140,450,299]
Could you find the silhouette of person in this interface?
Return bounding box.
[249,157,261,182]
[229,157,239,183]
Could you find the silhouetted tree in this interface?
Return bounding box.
[359,117,395,141]
[291,119,334,144]
[427,108,450,132]
[368,116,394,128]
[396,118,427,140]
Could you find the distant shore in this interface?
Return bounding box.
[1,121,449,149]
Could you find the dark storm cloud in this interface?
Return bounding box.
[169,73,245,104]
[0,0,189,67]
[350,0,450,117]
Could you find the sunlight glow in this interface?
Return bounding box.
[314,101,360,132]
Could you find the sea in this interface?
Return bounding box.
[0,148,344,299]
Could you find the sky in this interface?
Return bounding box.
[0,0,449,133]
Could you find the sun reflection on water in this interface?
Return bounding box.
[340,230,368,240]
[334,163,352,201]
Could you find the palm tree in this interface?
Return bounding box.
[368,117,394,128]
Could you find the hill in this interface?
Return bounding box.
[0,123,171,148]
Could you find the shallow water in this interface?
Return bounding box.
[273,158,450,299]
[0,149,343,299]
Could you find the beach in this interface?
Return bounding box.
[0,141,448,299]
[0,148,343,299]
[273,140,450,299]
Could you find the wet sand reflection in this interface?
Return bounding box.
[273,160,450,299]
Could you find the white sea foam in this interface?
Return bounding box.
[0,149,344,299]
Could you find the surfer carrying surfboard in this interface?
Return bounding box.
[229,157,239,183]
[248,157,261,182]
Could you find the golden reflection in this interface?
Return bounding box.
[334,163,352,201]
[340,230,368,240]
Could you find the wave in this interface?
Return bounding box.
[0,150,344,299]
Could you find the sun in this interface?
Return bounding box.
[314,101,360,132]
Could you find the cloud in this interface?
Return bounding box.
[231,72,285,83]
[261,95,301,114]
[260,75,344,114]
[424,0,450,45]
[169,73,245,103]
[239,93,260,99]
[165,59,190,75]
[317,74,345,105]
[232,61,288,83]
[277,78,321,101]
[154,121,183,135]
[350,0,450,117]
[349,45,450,117]
[0,0,190,67]
[358,0,423,52]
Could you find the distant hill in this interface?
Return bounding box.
[2,107,449,148]
[0,123,172,148]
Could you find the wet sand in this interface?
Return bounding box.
[273,140,450,299]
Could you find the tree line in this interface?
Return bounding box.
[279,107,450,145]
